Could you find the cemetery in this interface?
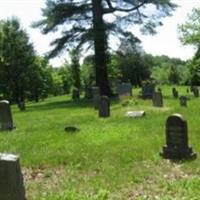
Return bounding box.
[1,0,200,199]
[0,86,199,199]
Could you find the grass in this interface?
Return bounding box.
[1,85,200,199]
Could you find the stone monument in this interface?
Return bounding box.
[141,83,155,99]
[179,96,187,107]
[172,88,178,98]
[0,153,26,200]
[193,86,199,97]
[72,88,80,100]
[98,96,110,118]
[160,114,196,160]
[0,100,15,130]
[92,86,100,109]
[117,82,132,99]
[152,92,163,107]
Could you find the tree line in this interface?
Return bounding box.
[0,1,200,106]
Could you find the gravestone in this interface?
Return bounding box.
[172,88,178,98]
[125,110,145,118]
[72,88,80,100]
[117,83,132,99]
[193,86,199,97]
[160,114,196,160]
[190,85,194,92]
[179,96,187,107]
[186,88,190,93]
[18,101,26,111]
[141,83,155,99]
[84,87,93,99]
[0,100,15,130]
[99,96,110,118]
[152,92,163,107]
[0,153,26,200]
[92,86,100,109]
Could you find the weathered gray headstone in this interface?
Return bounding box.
[72,88,80,100]
[152,92,163,107]
[84,87,93,99]
[117,82,132,99]
[141,83,155,99]
[172,88,178,98]
[0,153,26,200]
[92,86,100,109]
[160,114,196,160]
[193,86,199,97]
[179,96,187,107]
[99,96,110,118]
[0,100,15,130]
[18,101,26,111]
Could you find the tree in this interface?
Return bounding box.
[150,55,186,85]
[0,18,35,104]
[178,7,200,58]
[33,0,177,96]
[27,56,53,102]
[70,49,81,90]
[115,33,151,86]
[179,8,200,85]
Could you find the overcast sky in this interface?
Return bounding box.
[0,0,199,67]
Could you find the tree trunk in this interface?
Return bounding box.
[92,0,111,96]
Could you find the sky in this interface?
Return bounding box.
[0,0,199,67]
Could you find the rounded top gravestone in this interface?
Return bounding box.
[160,113,196,160]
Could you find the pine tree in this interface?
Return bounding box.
[33,0,177,96]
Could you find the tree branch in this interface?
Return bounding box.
[105,0,113,10]
[103,0,148,14]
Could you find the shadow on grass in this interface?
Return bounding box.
[25,99,95,112]
[25,97,120,112]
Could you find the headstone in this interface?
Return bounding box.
[190,85,194,92]
[72,88,80,100]
[186,88,190,93]
[179,96,187,107]
[193,86,199,97]
[160,114,197,160]
[125,111,145,118]
[152,92,163,107]
[92,86,100,109]
[18,101,26,111]
[117,82,132,99]
[84,87,93,99]
[141,83,155,99]
[0,100,15,130]
[172,88,178,98]
[99,96,110,118]
[0,153,26,200]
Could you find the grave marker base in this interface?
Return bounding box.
[160,145,197,160]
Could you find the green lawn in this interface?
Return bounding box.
[1,86,200,200]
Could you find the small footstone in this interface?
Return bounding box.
[64,126,80,133]
[125,111,145,118]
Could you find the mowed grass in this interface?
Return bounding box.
[1,86,200,199]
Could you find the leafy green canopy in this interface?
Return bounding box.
[33,0,177,58]
[179,8,200,85]
[0,18,35,102]
[179,8,200,47]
